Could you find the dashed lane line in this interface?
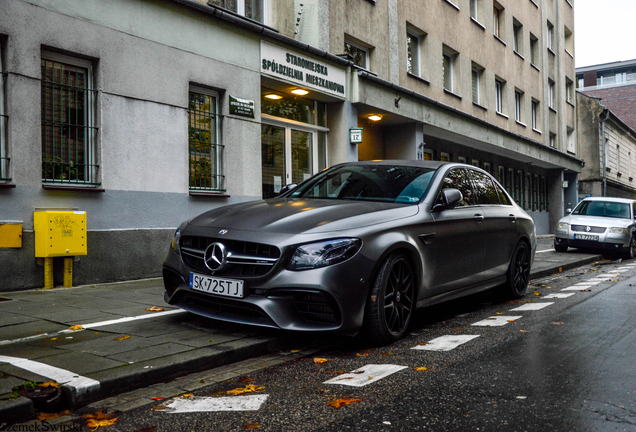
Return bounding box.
[162,394,269,413]
[509,302,554,311]
[471,316,523,327]
[323,364,408,387]
[411,335,480,351]
[544,293,575,299]
[562,286,592,291]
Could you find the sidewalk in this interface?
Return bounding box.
[0,236,603,424]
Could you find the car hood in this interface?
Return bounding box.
[562,215,632,227]
[188,198,420,234]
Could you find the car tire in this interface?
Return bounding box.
[624,236,636,260]
[554,241,568,253]
[501,241,531,299]
[364,253,415,345]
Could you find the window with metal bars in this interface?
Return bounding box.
[189,88,224,191]
[41,53,99,185]
[0,43,9,182]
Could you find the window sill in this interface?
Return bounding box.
[516,120,527,127]
[0,183,16,189]
[606,167,612,172]
[547,47,556,56]
[443,0,460,11]
[496,111,509,119]
[42,184,105,192]
[407,72,430,85]
[189,190,231,198]
[530,0,539,8]
[549,107,558,114]
[494,35,507,46]
[473,102,487,111]
[514,51,525,61]
[363,0,376,4]
[471,17,486,31]
[532,128,542,134]
[566,49,574,59]
[565,0,573,8]
[567,100,575,108]
[444,89,462,100]
[617,172,623,177]
[531,63,540,72]
[630,176,634,182]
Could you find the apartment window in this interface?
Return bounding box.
[617,144,622,173]
[470,0,480,21]
[507,168,514,193]
[548,80,555,109]
[549,132,556,148]
[547,21,554,51]
[530,33,538,66]
[458,156,467,164]
[567,127,575,154]
[531,99,539,129]
[345,39,370,69]
[629,151,632,179]
[515,170,523,203]
[41,52,98,185]
[209,0,266,24]
[189,87,223,191]
[498,166,505,184]
[513,19,523,54]
[422,148,433,161]
[565,78,574,104]
[442,46,458,93]
[472,63,484,105]
[0,43,8,182]
[495,78,505,114]
[483,162,491,174]
[493,2,504,39]
[472,159,480,167]
[515,90,523,122]
[564,26,573,55]
[406,29,422,76]
[440,152,451,161]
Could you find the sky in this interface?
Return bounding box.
[575,0,636,68]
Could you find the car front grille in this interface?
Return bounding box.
[180,236,280,277]
[293,292,340,324]
[571,225,606,234]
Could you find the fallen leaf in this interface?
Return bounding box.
[318,389,330,393]
[227,384,265,395]
[239,377,254,383]
[356,353,370,357]
[414,367,428,371]
[145,306,164,312]
[181,393,194,398]
[37,410,70,421]
[496,312,504,315]
[352,370,365,374]
[580,289,592,292]
[381,352,393,357]
[314,358,329,364]
[559,267,563,273]
[243,422,262,429]
[520,330,530,333]
[69,325,83,331]
[152,405,166,411]
[199,380,205,384]
[507,320,517,323]
[134,427,156,432]
[534,292,541,296]
[84,410,118,429]
[326,371,345,375]
[552,322,564,325]
[50,337,58,341]
[327,397,362,409]
[291,350,301,353]
[114,335,130,341]
[545,286,553,289]
[40,381,61,388]
[417,342,430,346]
[151,397,165,400]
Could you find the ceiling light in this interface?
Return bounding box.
[265,94,283,100]
[291,89,309,96]
[368,114,383,121]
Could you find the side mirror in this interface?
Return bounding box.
[432,188,463,211]
[278,183,298,196]
[566,208,572,215]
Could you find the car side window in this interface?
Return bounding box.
[495,184,512,205]
[437,168,475,207]
[469,169,500,205]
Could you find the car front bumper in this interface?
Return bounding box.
[554,228,630,252]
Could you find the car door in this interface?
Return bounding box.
[469,169,518,280]
[431,167,487,294]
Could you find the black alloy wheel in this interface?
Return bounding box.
[365,254,415,345]
[503,241,531,299]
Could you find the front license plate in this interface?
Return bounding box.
[574,234,599,241]
[189,273,244,298]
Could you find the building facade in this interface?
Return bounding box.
[0,0,580,291]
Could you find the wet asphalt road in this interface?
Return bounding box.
[50,259,636,431]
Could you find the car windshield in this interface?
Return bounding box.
[288,164,437,204]
[572,200,631,219]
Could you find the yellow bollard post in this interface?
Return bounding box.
[44,257,54,289]
[63,258,73,288]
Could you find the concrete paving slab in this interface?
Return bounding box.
[24,308,121,324]
[59,334,173,357]
[0,320,68,341]
[106,342,195,364]
[0,343,61,360]
[145,329,247,348]
[39,351,126,375]
[0,374,26,395]
[0,314,40,327]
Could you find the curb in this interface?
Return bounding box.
[530,254,603,281]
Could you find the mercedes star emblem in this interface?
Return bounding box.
[204,242,227,272]
[585,226,591,232]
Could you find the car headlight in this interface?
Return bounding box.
[288,238,362,271]
[557,222,569,230]
[609,227,629,234]
[171,227,182,253]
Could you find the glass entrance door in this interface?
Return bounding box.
[261,124,316,199]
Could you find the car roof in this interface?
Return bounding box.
[580,197,636,204]
[331,160,495,171]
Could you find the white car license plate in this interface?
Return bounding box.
[189,273,244,298]
[574,234,599,241]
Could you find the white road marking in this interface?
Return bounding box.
[544,293,575,299]
[536,249,555,254]
[576,281,600,285]
[562,286,592,291]
[586,276,614,280]
[510,303,554,311]
[323,364,408,387]
[0,309,187,346]
[163,394,269,413]
[0,355,99,396]
[411,335,480,351]
[471,316,523,327]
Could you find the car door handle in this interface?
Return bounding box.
[509,214,517,223]
[474,214,485,223]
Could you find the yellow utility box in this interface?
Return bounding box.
[34,211,87,258]
[0,223,22,248]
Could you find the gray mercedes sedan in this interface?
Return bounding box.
[163,161,536,345]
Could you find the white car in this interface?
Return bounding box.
[554,197,636,258]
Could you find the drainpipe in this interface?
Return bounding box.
[600,103,610,197]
